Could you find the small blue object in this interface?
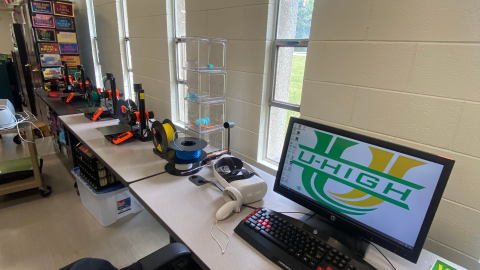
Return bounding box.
[176,150,201,160]
[207,64,214,70]
[187,93,199,100]
[194,117,210,126]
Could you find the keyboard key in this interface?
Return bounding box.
[259,230,288,249]
[332,259,338,265]
[325,256,332,262]
[325,244,331,249]
[339,252,344,257]
[341,259,346,264]
[301,257,309,264]
[304,253,313,260]
[335,256,340,261]
[288,248,294,254]
[295,252,302,259]
[332,249,338,254]
[308,261,316,268]
[261,226,266,230]
[344,255,350,261]
[249,223,256,229]
[338,263,344,268]
[347,265,355,270]
[320,242,325,247]
[314,253,323,260]
[254,227,261,232]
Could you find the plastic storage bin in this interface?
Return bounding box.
[184,36,226,70]
[72,168,143,226]
[185,102,225,133]
[185,128,225,153]
[185,70,226,103]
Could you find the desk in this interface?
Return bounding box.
[59,113,167,184]
[35,90,91,116]
[129,164,466,270]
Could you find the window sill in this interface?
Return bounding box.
[257,158,279,177]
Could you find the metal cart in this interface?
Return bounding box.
[0,122,52,197]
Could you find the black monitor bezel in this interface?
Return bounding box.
[273,117,455,263]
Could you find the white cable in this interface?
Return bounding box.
[0,106,44,143]
[210,220,230,254]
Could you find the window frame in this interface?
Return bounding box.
[119,0,134,99]
[173,0,186,124]
[86,0,103,87]
[265,1,310,164]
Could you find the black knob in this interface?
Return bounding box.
[224,122,234,128]
[133,83,142,90]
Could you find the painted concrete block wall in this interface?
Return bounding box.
[185,0,273,171]
[302,1,480,269]
[73,0,97,85]
[126,0,172,119]
[0,10,13,54]
[93,0,124,92]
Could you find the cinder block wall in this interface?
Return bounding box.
[185,0,274,169]
[302,1,480,269]
[126,0,173,119]
[92,0,125,92]
[73,0,97,85]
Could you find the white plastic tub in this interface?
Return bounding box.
[72,168,143,226]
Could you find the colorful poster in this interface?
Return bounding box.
[59,43,78,54]
[43,67,63,79]
[40,54,62,67]
[55,17,74,30]
[53,2,74,17]
[31,0,53,14]
[35,28,56,42]
[38,43,59,53]
[61,55,80,67]
[32,14,55,28]
[57,31,77,43]
[67,67,78,75]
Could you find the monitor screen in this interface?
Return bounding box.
[274,117,454,262]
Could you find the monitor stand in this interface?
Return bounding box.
[300,211,369,258]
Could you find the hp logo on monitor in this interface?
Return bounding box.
[330,215,336,221]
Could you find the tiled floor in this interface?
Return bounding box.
[0,134,169,270]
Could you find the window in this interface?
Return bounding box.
[86,0,102,87]
[266,0,314,163]
[119,0,133,99]
[174,0,186,123]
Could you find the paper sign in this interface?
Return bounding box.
[31,0,53,14]
[38,43,59,53]
[59,43,78,54]
[430,259,457,270]
[40,54,62,67]
[53,2,74,17]
[55,17,74,30]
[61,55,80,67]
[35,28,56,42]
[57,31,77,43]
[43,67,63,79]
[32,14,55,28]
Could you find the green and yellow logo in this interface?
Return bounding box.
[293,131,426,215]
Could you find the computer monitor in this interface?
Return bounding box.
[273,117,454,263]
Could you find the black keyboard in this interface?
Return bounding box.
[234,208,376,270]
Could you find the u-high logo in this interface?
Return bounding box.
[292,131,426,216]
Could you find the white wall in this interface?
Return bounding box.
[185,0,274,172]
[93,0,125,92]
[0,9,14,54]
[302,1,480,269]
[126,0,173,119]
[73,0,97,85]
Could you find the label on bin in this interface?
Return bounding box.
[118,197,131,214]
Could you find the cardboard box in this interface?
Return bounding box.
[21,122,52,140]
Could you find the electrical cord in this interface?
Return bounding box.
[370,243,397,270]
[0,106,44,143]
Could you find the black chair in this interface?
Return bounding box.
[60,243,201,270]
